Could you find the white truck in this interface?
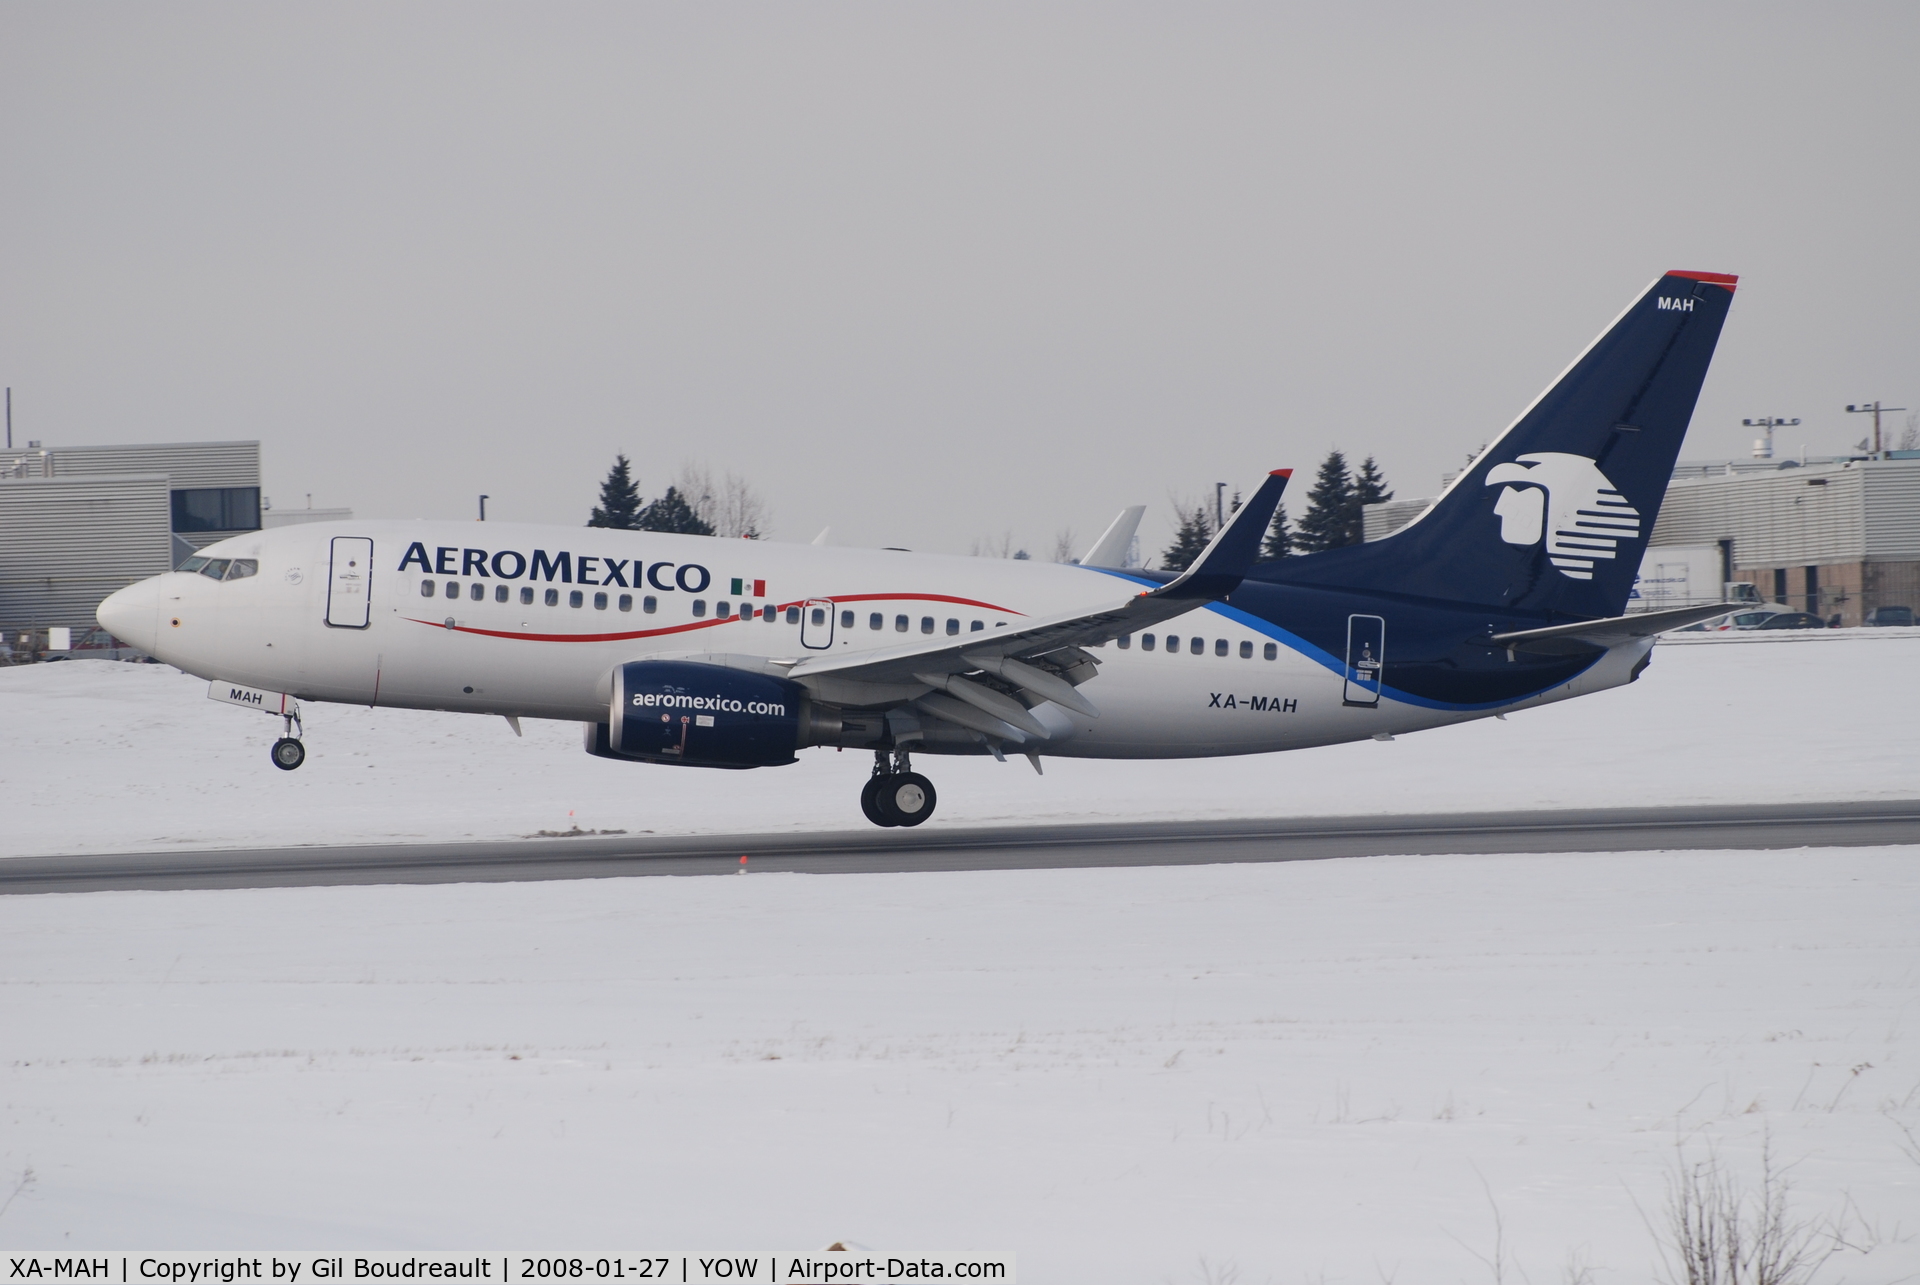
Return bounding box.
[1627,545,1766,613]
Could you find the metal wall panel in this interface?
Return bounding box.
[0,441,259,489]
[1862,460,1920,560]
[0,474,174,629]
[1651,465,1865,565]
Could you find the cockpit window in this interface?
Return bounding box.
[198,559,231,580]
[224,559,258,580]
[177,556,209,573]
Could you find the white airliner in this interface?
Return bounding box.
[98,270,1742,826]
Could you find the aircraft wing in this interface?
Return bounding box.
[782,470,1291,731]
[1487,602,1737,655]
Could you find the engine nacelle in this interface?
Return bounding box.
[603,660,812,768]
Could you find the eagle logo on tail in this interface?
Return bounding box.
[1484,452,1641,580]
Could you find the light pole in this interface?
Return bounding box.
[1743,416,1799,460]
[478,494,489,522]
[1214,482,1227,530]
[1846,402,1908,456]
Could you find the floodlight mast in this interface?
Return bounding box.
[1847,402,1909,456]
[1743,416,1799,460]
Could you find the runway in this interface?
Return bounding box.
[3,798,1917,895]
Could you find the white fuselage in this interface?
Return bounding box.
[99,520,1647,760]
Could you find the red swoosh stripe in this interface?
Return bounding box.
[406,592,1024,644]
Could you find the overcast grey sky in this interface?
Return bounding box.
[4,3,1916,557]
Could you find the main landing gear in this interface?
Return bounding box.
[861,749,936,828]
[270,707,306,771]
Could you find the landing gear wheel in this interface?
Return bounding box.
[860,774,898,827]
[270,737,306,771]
[875,772,936,827]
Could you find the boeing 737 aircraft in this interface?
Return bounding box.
[99,270,1739,826]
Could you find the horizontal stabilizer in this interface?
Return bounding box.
[1488,602,1736,654]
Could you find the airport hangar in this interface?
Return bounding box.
[0,439,348,648]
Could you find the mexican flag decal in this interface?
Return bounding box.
[730,578,767,597]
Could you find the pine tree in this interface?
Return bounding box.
[1347,456,1393,545]
[1160,506,1215,571]
[587,454,643,530]
[1292,450,1355,553]
[1261,504,1293,559]
[637,485,716,536]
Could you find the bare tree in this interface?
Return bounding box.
[675,463,770,539]
[1656,1133,1836,1285]
[1052,528,1077,563]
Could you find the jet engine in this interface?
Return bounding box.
[588,660,836,769]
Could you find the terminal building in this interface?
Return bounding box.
[1363,455,1920,626]
[0,439,350,637]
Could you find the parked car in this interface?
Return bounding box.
[1754,612,1827,630]
[1865,606,1916,627]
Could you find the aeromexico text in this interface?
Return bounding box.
[398,543,714,593]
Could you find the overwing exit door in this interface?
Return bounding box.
[1343,614,1384,707]
[326,537,374,628]
[800,598,835,649]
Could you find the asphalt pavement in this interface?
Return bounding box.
[2,799,1916,895]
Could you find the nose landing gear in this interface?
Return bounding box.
[270,707,306,772]
[860,749,936,827]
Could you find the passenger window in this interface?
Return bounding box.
[1118,635,1131,649]
[693,599,707,617]
[520,587,534,605]
[445,581,459,598]
[593,592,608,610]
[841,610,855,628]
[644,596,658,613]
[1142,634,1156,651]
[495,585,509,603]
[971,620,983,631]
[569,590,584,608]
[1191,637,1204,655]
[946,618,959,635]
[895,614,908,632]
[470,583,484,601]
[421,580,436,598]
[1239,640,1252,658]
[786,606,800,624]
[618,594,632,612]
[200,559,231,580]
[920,616,934,634]
[1263,642,1277,660]
[870,613,883,630]
[810,607,826,626]
[1214,638,1227,656]
[1165,635,1178,652]
[762,604,775,621]
[225,559,258,580]
[545,588,559,607]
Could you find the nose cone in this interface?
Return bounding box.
[98,576,163,653]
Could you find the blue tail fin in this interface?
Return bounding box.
[1259,270,1738,619]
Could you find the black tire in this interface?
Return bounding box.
[270,737,306,771]
[877,772,936,827]
[860,774,897,827]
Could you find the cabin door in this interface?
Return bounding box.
[325,537,374,628]
[1343,614,1384,707]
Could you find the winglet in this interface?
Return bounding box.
[1081,505,1146,568]
[1154,469,1291,601]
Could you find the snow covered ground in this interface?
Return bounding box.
[2,633,1915,1277]
[3,629,1919,858]
[1,849,1915,1280]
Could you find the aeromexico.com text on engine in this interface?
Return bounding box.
[629,694,787,717]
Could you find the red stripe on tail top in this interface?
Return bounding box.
[1665,270,1739,290]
